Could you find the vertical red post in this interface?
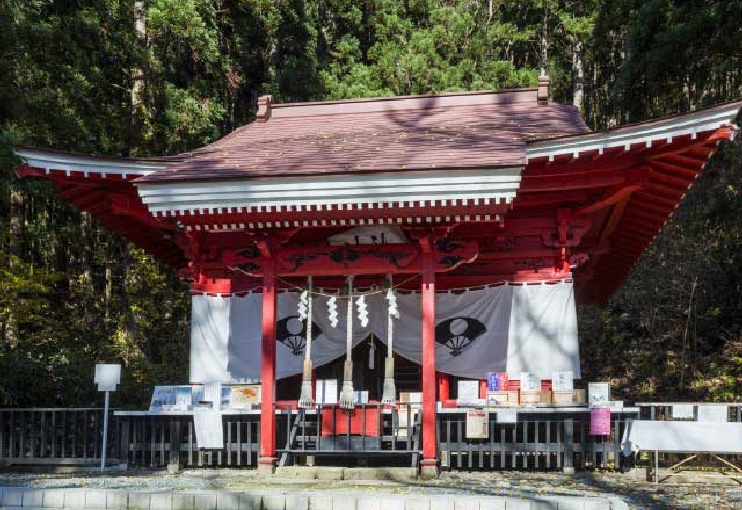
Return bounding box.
[436,372,450,401]
[420,250,438,476]
[258,258,277,472]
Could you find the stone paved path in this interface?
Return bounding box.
[0,469,740,509]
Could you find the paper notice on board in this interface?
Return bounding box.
[193,411,224,449]
[466,409,489,439]
[551,371,574,391]
[697,405,727,423]
[496,408,518,424]
[671,404,694,419]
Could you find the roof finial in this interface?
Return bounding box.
[257,95,273,122]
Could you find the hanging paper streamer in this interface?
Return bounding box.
[356,294,369,327]
[297,290,309,320]
[386,287,399,318]
[327,295,338,328]
[298,277,314,409]
[381,281,397,405]
[339,277,356,410]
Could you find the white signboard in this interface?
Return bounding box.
[551,371,574,391]
[520,372,541,391]
[174,386,193,410]
[316,379,338,405]
[496,408,518,424]
[203,382,222,410]
[193,411,224,449]
[466,409,489,439]
[697,405,727,423]
[457,380,480,405]
[672,405,694,419]
[94,364,121,392]
[588,382,610,407]
[149,386,175,411]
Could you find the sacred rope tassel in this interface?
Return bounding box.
[298,277,314,409]
[339,276,356,410]
[381,283,399,405]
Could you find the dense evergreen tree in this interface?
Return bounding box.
[0,0,740,406]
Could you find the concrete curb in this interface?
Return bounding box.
[0,487,623,510]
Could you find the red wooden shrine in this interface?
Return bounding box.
[14,84,742,473]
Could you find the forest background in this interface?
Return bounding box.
[1,0,741,407]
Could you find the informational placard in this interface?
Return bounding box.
[457,380,480,405]
[589,407,611,435]
[487,372,508,391]
[316,379,338,405]
[671,405,694,419]
[354,391,369,404]
[519,372,541,391]
[496,408,518,424]
[229,385,261,409]
[588,382,610,408]
[465,409,489,439]
[551,371,574,391]
[697,405,727,423]
[203,382,222,410]
[94,364,121,392]
[149,386,176,411]
[174,386,193,410]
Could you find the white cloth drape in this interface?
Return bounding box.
[189,282,580,383]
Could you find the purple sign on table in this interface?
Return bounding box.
[590,407,611,435]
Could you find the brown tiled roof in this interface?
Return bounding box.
[139,89,589,183]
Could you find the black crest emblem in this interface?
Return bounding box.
[276,315,323,356]
[435,317,486,356]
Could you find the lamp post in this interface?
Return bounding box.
[94,363,121,472]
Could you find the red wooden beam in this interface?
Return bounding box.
[259,258,277,472]
[420,250,437,474]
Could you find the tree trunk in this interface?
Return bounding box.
[572,38,585,113]
[130,0,149,153]
[540,3,549,76]
[5,187,23,348]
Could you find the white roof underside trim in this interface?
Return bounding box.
[526,103,740,161]
[135,168,523,216]
[14,149,166,177]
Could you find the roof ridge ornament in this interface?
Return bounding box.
[257,95,273,122]
[537,75,550,105]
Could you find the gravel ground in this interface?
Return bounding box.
[1,469,741,509]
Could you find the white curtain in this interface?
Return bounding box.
[189,281,580,383]
[506,283,580,378]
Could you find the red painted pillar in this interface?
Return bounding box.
[420,251,438,474]
[436,372,450,401]
[479,380,488,399]
[258,258,277,472]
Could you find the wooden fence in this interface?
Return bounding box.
[0,408,115,466]
[437,410,637,471]
[117,414,260,468]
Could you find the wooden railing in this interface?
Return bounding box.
[276,403,422,468]
[437,409,637,472]
[117,414,260,468]
[635,402,742,422]
[0,408,116,466]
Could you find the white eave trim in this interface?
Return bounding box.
[526,103,741,161]
[14,148,166,178]
[135,167,523,216]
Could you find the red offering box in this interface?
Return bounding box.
[320,405,380,437]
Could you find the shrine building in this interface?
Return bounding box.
[14,81,742,474]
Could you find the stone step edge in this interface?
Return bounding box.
[0,487,626,510]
